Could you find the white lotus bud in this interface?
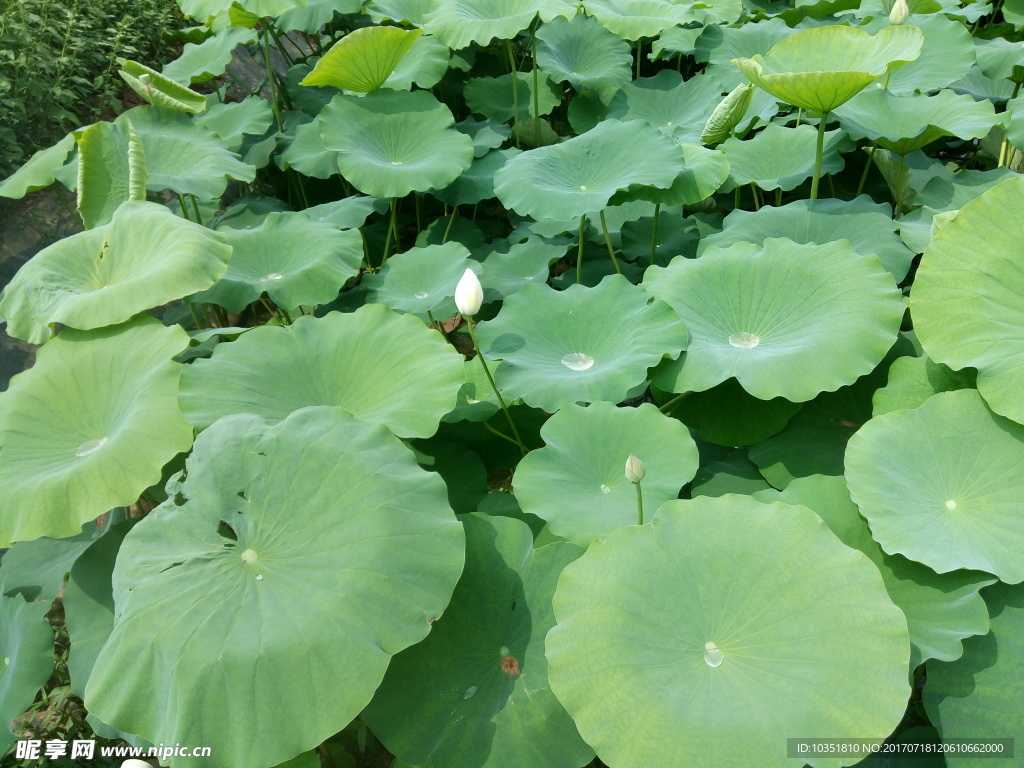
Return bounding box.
[122,761,153,768]
[455,268,483,316]
[889,0,909,25]
[625,454,646,484]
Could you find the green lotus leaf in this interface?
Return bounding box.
[975,37,1024,83]
[0,318,193,545]
[75,121,132,228]
[546,495,911,768]
[584,0,694,39]
[161,27,257,84]
[179,305,466,438]
[881,14,976,97]
[363,242,474,318]
[277,0,363,31]
[195,96,274,152]
[0,132,76,199]
[464,72,561,123]
[278,117,337,179]
[424,0,576,49]
[513,402,698,545]
[0,201,231,344]
[652,26,702,61]
[474,275,686,412]
[835,89,999,156]
[319,90,473,198]
[699,196,916,281]
[432,148,521,206]
[872,354,976,416]
[535,13,632,92]
[85,407,465,768]
[755,476,995,669]
[480,238,564,300]
[458,117,513,157]
[696,17,795,89]
[383,33,451,90]
[364,514,592,768]
[441,360,503,423]
[493,120,687,221]
[909,177,1024,424]
[644,238,904,401]
[610,143,731,207]
[176,0,305,19]
[367,0,436,24]
[669,378,802,446]
[732,24,924,112]
[0,524,102,602]
[118,60,207,113]
[620,212,700,264]
[0,596,54,753]
[690,445,771,497]
[197,212,362,311]
[301,26,423,91]
[846,389,1024,583]
[923,582,1024,765]
[718,123,855,192]
[303,195,390,228]
[606,71,725,144]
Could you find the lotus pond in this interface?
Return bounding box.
[1,0,1023,766]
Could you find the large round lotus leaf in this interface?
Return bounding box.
[513,402,698,546]
[300,26,423,91]
[731,25,924,112]
[319,90,473,198]
[424,0,576,49]
[718,123,855,193]
[755,476,995,669]
[493,120,686,221]
[473,275,686,412]
[924,582,1024,765]
[84,407,465,768]
[872,354,976,417]
[834,89,999,156]
[194,211,362,312]
[546,495,911,768]
[585,0,694,39]
[535,13,632,92]
[605,71,724,144]
[363,514,592,768]
[362,242,474,318]
[383,33,451,90]
[846,389,1024,584]
[161,27,257,84]
[669,378,802,446]
[179,305,465,438]
[280,117,341,179]
[0,317,193,545]
[609,143,730,207]
[643,238,904,401]
[881,14,976,97]
[367,0,435,24]
[699,196,916,282]
[975,37,1024,83]
[481,238,564,300]
[195,97,274,153]
[695,17,795,89]
[464,72,561,122]
[432,148,521,207]
[909,177,1024,424]
[0,201,230,344]
[0,596,54,752]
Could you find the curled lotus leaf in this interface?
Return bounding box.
[424,0,577,50]
[535,13,633,92]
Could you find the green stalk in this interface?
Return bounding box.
[389,197,400,254]
[598,210,622,275]
[856,143,877,198]
[810,111,829,200]
[442,206,458,243]
[177,193,192,222]
[261,26,284,132]
[505,40,520,148]
[482,420,522,449]
[635,482,644,525]
[189,194,203,224]
[464,321,527,456]
[658,391,690,413]
[998,81,1022,168]
[894,153,907,218]
[650,203,661,265]
[531,24,541,147]
[576,213,587,284]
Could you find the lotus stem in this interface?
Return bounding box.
[576,213,587,284]
[188,302,205,329]
[464,320,527,456]
[505,40,520,148]
[810,110,829,200]
[998,82,1021,168]
[599,210,622,275]
[658,391,690,413]
[380,198,398,266]
[636,482,644,525]
[650,203,661,265]
[795,108,802,128]
[531,21,541,147]
[189,194,203,224]
[389,197,400,255]
[751,184,762,210]
[261,27,285,132]
[482,420,522,448]
[442,206,457,244]
[856,143,877,197]
[177,193,191,222]
[894,154,908,217]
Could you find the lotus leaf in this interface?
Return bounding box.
[846,389,1024,583]
[424,0,576,49]
[584,0,694,39]
[300,26,423,91]
[118,60,207,113]
[383,33,451,90]
[161,27,257,84]
[872,354,976,416]
[458,116,513,157]
[606,71,725,144]
[179,305,466,438]
[319,90,473,198]
[464,72,561,122]
[0,318,193,544]
[0,596,54,754]
[473,275,686,412]
[689,446,771,497]
[695,17,795,89]
[881,13,976,97]
[278,0,365,32]
[0,524,102,602]
[480,238,564,300]
[755,476,995,669]
[700,196,916,281]
[975,37,1024,83]
[513,402,698,545]
[718,123,855,192]
[75,121,133,228]
[731,24,924,112]
[195,96,274,152]
[176,0,304,18]
[303,195,389,228]
[279,117,337,179]
[535,13,633,92]
[85,407,465,768]
[644,238,904,401]
[363,514,592,768]
[609,143,731,207]
[366,0,437,24]
[0,201,230,344]
[910,176,1024,424]
[493,119,686,220]
[0,132,77,199]
[432,148,520,206]
[546,495,911,768]
[362,242,474,318]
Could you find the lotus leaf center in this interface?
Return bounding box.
[262,273,283,281]
[241,548,259,564]
[945,499,958,511]
[414,291,429,299]
[391,160,403,166]
[561,352,595,371]
[463,686,477,699]
[75,437,108,457]
[728,332,760,349]
[704,641,725,668]
[600,484,611,495]
[579,185,587,190]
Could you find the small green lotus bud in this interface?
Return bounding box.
[889,0,910,25]
[625,454,646,484]
[700,82,755,145]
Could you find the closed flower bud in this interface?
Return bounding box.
[454,268,483,316]
[889,0,909,25]
[701,82,755,145]
[625,454,646,484]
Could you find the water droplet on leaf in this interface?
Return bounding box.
[728,332,760,349]
[704,641,725,668]
[561,352,594,371]
[463,686,477,699]
[75,437,107,457]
